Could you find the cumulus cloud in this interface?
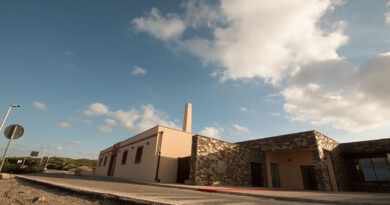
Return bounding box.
[83,103,179,133]
[65,51,73,56]
[32,102,47,110]
[70,140,83,145]
[240,107,247,112]
[385,1,390,24]
[132,8,185,40]
[233,124,250,133]
[283,53,390,131]
[54,122,71,128]
[83,103,110,116]
[132,65,147,75]
[55,146,64,151]
[199,126,223,138]
[270,112,280,117]
[78,151,98,157]
[99,119,118,133]
[132,0,347,85]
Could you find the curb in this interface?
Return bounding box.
[16,175,386,205]
[16,176,173,205]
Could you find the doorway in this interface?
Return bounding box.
[300,165,318,190]
[251,162,263,186]
[107,154,117,176]
[270,163,281,188]
[177,157,191,183]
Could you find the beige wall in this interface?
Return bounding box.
[95,147,113,176]
[266,149,314,190]
[156,126,193,183]
[95,126,193,184]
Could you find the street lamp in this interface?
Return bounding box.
[0,105,22,133]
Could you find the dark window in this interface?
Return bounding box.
[358,157,390,181]
[135,146,144,164]
[104,156,107,166]
[99,158,102,167]
[122,150,128,165]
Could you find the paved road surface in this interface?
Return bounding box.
[18,174,319,205]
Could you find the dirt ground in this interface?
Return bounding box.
[0,178,129,205]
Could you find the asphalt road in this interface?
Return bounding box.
[19,174,319,205]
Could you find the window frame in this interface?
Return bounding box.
[134,146,144,164]
[356,156,390,182]
[99,157,102,167]
[103,156,107,166]
[121,150,128,165]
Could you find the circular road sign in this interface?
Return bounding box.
[4,124,24,139]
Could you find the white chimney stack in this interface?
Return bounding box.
[183,102,192,133]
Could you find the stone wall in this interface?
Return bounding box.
[313,131,340,191]
[335,138,390,192]
[239,130,338,191]
[190,135,263,186]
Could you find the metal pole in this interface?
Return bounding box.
[0,126,17,172]
[21,156,27,167]
[37,146,47,172]
[0,106,12,133]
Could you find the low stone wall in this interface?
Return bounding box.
[190,135,263,186]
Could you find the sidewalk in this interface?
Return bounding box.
[16,173,390,205]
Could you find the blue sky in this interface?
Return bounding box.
[1,0,389,159]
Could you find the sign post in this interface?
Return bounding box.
[0,124,24,172]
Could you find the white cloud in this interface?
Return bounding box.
[54,122,71,128]
[233,124,250,133]
[283,54,390,131]
[70,141,83,145]
[32,102,47,110]
[199,126,223,139]
[270,112,280,117]
[83,103,110,116]
[65,51,73,56]
[133,0,347,85]
[132,8,185,40]
[99,119,118,133]
[132,65,147,75]
[84,119,92,125]
[83,103,179,133]
[385,1,390,24]
[55,146,64,151]
[78,151,98,157]
[240,107,247,112]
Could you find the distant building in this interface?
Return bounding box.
[95,103,390,192]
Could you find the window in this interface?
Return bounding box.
[122,150,128,165]
[357,157,390,181]
[135,146,144,164]
[99,158,102,167]
[103,156,107,166]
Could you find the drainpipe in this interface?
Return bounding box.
[155,131,163,182]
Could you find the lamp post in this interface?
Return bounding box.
[0,105,21,133]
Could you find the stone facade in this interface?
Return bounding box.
[189,130,389,192]
[190,135,263,186]
[335,138,390,192]
[239,131,339,191]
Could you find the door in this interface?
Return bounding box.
[270,163,281,188]
[177,157,191,183]
[301,165,318,190]
[251,162,263,187]
[107,155,117,176]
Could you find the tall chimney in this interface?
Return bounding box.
[183,102,192,133]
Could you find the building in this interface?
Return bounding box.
[95,103,390,192]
